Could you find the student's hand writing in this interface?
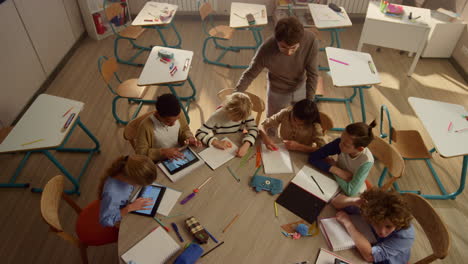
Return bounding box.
[185,136,201,147]
[283,140,302,151]
[161,147,184,160]
[128,197,154,212]
[236,142,250,157]
[212,139,232,150]
[336,211,352,227]
[263,136,278,151]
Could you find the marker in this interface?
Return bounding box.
[368,60,376,74]
[21,138,44,146]
[222,214,239,233]
[183,58,190,71]
[205,228,219,243]
[201,241,224,258]
[447,121,453,131]
[63,113,76,130]
[153,217,170,232]
[329,58,349,65]
[310,175,325,195]
[274,202,278,217]
[62,107,73,117]
[171,223,184,242]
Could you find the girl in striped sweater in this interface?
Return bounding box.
[196,93,258,157]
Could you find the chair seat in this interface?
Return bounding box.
[76,200,119,246]
[209,25,234,39]
[392,130,431,159]
[120,26,145,39]
[117,79,148,99]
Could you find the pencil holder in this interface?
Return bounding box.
[185,216,209,244]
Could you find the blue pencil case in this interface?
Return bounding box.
[173,243,203,264]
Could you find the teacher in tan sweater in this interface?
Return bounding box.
[235,16,319,117]
[135,94,200,161]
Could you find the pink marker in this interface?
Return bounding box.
[447,121,453,131]
[329,58,349,66]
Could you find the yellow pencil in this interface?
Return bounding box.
[274,202,278,217]
[21,138,44,146]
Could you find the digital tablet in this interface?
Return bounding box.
[161,147,200,175]
[131,185,166,217]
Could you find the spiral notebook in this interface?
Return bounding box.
[319,215,376,251]
[121,227,181,264]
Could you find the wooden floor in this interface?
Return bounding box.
[1,17,467,264]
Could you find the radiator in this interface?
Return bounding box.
[328,0,370,14]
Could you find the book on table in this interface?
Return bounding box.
[315,247,351,264]
[319,215,377,251]
[276,165,340,223]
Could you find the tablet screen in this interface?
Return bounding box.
[162,148,199,174]
[133,185,166,216]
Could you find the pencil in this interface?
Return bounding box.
[310,175,325,195]
[222,214,239,233]
[62,107,73,117]
[274,202,278,217]
[21,139,44,146]
[227,166,240,182]
[153,217,170,232]
[201,241,224,258]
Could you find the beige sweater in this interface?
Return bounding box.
[261,107,326,147]
[235,30,319,100]
[135,113,193,161]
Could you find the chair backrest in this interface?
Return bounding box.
[97,56,119,85]
[199,2,214,21]
[124,111,155,150]
[368,136,405,190]
[402,193,450,263]
[318,112,333,133]
[105,2,123,21]
[40,175,83,247]
[216,88,265,126]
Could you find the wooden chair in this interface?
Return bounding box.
[104,2,149,67]
[217,88,265,126]
[379,104,447,199]
[199,2,259,69]
[368,136,405,190]
[40,175,118,264]
[124,111,155,150]
[97,56,156,125]
[401,193,450,263]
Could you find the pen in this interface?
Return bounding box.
[329,58,349,66]
[368,60,376,74]
[205,228,219,243]
[63,113,76,130]
[201,241,224,258]
[183,58,190,71]
[455,128,468,133]
[171,223,184,242]
[62,107,73,117]
[310,175,324,195]
[153,217,170,232]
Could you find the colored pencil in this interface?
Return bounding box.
[201,241,224,258]
[274,202,278,217]
[329,58,349,65]
[153,217,170,232]
[21,138,44,146]
[62,107,73,117]
[222,214,239,233]
[455,128,468,133]
[205,228,219,243]
[448,121,453,131]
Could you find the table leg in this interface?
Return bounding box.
[0,152,31,188]
[166,76,197,124]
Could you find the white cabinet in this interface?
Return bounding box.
[0,0,46,125]
[422,11,466,58]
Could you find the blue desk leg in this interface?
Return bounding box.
[0,152,31,188]
[166,76,197,124]
[152,21,182,49]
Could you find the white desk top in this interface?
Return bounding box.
[138,46,193,86]
[366,1,430,28]
[408,97,468,158]
[132,2,177,26]
[229,2,268,28]
[0,94,84,153]
[325,47,381,87]
[308,4,352,29]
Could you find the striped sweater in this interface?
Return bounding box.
[196,108,258,146]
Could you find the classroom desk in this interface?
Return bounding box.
[0,94,100,194]
[357,2,430,77]
[308,4,352,52]
[132,2,182,49]
[118,135,366,263]
[408,97,468,200]
[137,46,195,123]
[316,47,381,131]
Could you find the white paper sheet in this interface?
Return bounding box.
[198,138,238,170]
[261,143,293,174]
[291,165,339,202]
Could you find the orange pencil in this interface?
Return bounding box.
[256,145,261,168]
[222,214,239,233]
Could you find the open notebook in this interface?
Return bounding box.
[320,215,377,251]
[198,137,238,170]
[276,165,339,223]
[315,248,351,264]
[121,227,181,264]
[261,143,293,174]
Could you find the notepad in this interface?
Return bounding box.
[121,227,181,264]
[291,165,340,202]
[155,185,182,216]
[320,215,377,251]
[315,248,351,264]
[261,143,293,174]
[198,137,238,170]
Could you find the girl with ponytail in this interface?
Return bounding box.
[309,120,377,209]
[98,155,158,227]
